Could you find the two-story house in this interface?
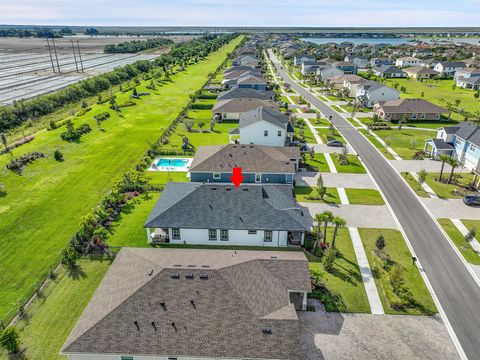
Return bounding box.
[294,54,315,66]
[355,81,400,108]
[395,56,422,68]
[370,57,393,68]
[434,61,466,78]
[455,68,480,90]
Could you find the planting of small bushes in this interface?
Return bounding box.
[191,103,214,110]
[93,111,111,121]
[60,120,92,142]
[6,151,47,174]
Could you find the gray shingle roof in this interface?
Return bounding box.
[237,74,267,85]
[442,122,480,147]
[377,98,447,114]
[189,144,300,174]
[212,98,278,114]
[239,106,290,129]
[432,138,455,150]
[217,87,274,101]
[144,183,310,231]
[373,65,405,75]
[62,248,310,359]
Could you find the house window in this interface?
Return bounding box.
[209,229,217,241]
[172,228,180,240]
[264,130,268,137]
[220,229,229,241]
[470,144,476,152]
[435,113,441,120]
[264,230,273,242]
[248,230,257,235]
[213,173,221,180]
[255,173,261,183]
[411,113,417,119]
[420,113,426,119]
[278,130,282,137]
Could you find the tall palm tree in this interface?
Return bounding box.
[314,213,323,250]
[447,158,460,184]
[331,216,347,248]
[438,154,450,182]
[319,211,334,246]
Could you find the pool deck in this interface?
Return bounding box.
[148,157,193,172]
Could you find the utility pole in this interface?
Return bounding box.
[51,38,61,73]
[71,40,79,72]
[76,40,84,72]
[46,39,56,73]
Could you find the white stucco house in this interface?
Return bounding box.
[433,61,466,77]
[395,56,422,68]
[355,80,400,108]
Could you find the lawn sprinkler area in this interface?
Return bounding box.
[149,157,193,172]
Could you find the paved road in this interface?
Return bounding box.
[268,49,480,359]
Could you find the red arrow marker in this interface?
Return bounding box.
[230,167,244,189]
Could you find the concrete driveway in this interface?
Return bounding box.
[390,159,453,173]
[308,143,357,155]
[422,198,480,220]
[299,301,458,360]
[299,202,397,229]
[296,172,376,189]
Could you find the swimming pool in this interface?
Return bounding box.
[149,157,193,172]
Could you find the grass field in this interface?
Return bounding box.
[373,129,433,159]
[438,219,480,265]
[358,228,437,315]
[309,227,370,313]
[383,78,480,120]
[0,37,241,320]
[0,257,111,360]
[345,189,384,205]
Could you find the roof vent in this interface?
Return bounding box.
[186,273,194,279]
[211,187,217,191]
[201,265,210,268]
[226,188,232,191]
[151,321,157,331]
[148,269,154,276]
[261,326,272,334]
[270,256,278,259]
[160,302,167,311]
[187,264,196,268]
[209,204,213,209]
[200,274,209,280]
[134,321,140,331]
[174,264,182,267]
[191,300,196,309]
[243,188,249,191]
[171,322,177,332]
[171,273,180,279]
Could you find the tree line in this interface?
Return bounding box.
[0,27,72,38]
[0,33,236,132]
[104,37,174,53]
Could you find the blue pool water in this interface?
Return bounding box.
[156,158,189,167]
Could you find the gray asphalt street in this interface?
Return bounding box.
[267,49,480,359]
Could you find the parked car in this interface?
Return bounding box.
[463,195,480,206]
[327,140,344,147]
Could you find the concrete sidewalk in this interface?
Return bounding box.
[299,202,398,229]
[295,172,377,189]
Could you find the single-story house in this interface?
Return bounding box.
[237,74,267,91]
[355,81,400,108]
[61,247,310,359]
[372,65,407,78]
[424,122,480,174]
[395,56,422,68]
[217,87,275,101]
[462,59,480,69]
[232,106,294,146]
[189,144,300,184]
[144,183,311,246]
[212,98,278,121]
[334,61,358,74]
[433,61,466,77]
[370,58,393,68]
[404,66,440,79]
[294,54,315,66]
[374,98,448,121]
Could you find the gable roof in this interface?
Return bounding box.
[223,69,261,80]
[360,80,394,92]
[217,87,274,101]
[376,98,447,114]
[144,183,310,231]
[212,98,278,114]
[441,122,480,147]
[189,144,300,174]
[373,65,406,74]
[437,61,466,68]
[62,248,310,359]
[404,66,440,75]
[239,106,290,129]
[237,74,267,85]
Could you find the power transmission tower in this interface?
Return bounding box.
[46,39,56,73]
[76,40,84,72]
[51,38,61,73]
[71,40,79,72]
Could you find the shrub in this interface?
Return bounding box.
[465,227,477,243]
[0,327,20,354]
[61,246,78,269]
[61,121,91,142]
[191,103,214,110]
[6,152,47,174]
[322,248,338,273]
[119,100,137,108]
[94,112,111,121]
[376,235,386,252]
[335,152,350,166]
[49,119,57,129]
[53,149,64,161]
[75,107,91,118]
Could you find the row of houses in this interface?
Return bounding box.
[61,40,312,360]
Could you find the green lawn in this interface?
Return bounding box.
[462,220,480,233]
[383,78,480,120]
[311,116,331,127]
[0,257,111,360]
[317,128,344,143]
[345,189,384,205]
[331,105,345,113]
[438,219,480,265]
[295,119,316,143]
[309,227,370,313]
[401,172,429,197]
[295,186,340,204]
[358,228,437,315]
[359,129,396,160]
[187,109,213,121]
[425,172,476,198]
[330,154,366,174]
[401,120,460,129]
[373,129,433,159]
[301,153,330,172]
[0,37,242,320]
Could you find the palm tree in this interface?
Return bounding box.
[438,154,450,182]
[314,213,323,250]
[331,216,347,248]
[447,158,460,184]
[318,211,333,246]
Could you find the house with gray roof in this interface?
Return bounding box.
[433,61,466,77]
[189,144,300,184]
[374,98,448,121]
[355,80,400,108]
[217,87,275,102]
[230,106,294,146]
[425,122,480,174]
[212,98,278,121]
[237,74,267,91]
[455,68,480,90]
[143,183,310,246]
[62,248,311,359]
[372,65,407,78]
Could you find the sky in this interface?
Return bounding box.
[0,0,479,27]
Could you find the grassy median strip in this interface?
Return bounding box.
[358,228,437,315]
[437,219,480,265]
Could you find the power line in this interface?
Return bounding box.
[71,40,79,72]
[51,38,61,73]
[76,40,84,72]
[46,39,56,73]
